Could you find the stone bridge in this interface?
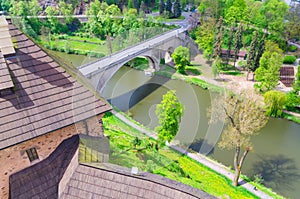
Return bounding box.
[79,28,197,94]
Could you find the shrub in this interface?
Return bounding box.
[288,45,297,52]
[283,55,296,64]
[264,90,287,117]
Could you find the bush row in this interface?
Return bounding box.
[43,44,105,58]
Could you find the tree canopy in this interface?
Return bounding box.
[155,90,184,143]
[171,46,190,73]
[210,90,268,186]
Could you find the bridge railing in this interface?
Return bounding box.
[78,27,184,70]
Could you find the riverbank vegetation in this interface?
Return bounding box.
[191,0,300,123]
[101,112,283,199]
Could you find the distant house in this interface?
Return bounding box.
[220,49,247,60]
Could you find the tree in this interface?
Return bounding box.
[264,90,287,117]
[254,41,283,92]
[292,67,300,93]
[128,0,134,9]
[212,56,221,78]
[253,33,266,71]
[245,31,258,79]
[171,46,190,73]
[261,0,288,33]
[213,17,223,58]
[155,90,184,143]
[210,91,268,186]
[166,0,172,17]
[58,1,73,24]
[195,18,216,59]
[173,0,181,18]
[233,23,243,67]
[159,0,165,15]
[224,0,248,24]
[226,25,235,65]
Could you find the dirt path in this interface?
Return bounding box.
[112,110,275,199]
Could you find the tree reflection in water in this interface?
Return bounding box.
[251,154,300,192]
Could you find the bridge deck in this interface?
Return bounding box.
[79,28,186,77]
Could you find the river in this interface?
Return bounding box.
[55,51,300,198]
[102,67,300,199]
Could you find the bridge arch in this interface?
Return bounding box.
[94,54,160,94]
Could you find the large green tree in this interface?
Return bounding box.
[260,0,288,33]
[224,0,248,24]
[211,91,268,186]
[171,46,190,73]
[233,23,243,67]
[254,41,283,92]
[173,0,181,18]
[159,0,165,15]
[195,18,216,59]
[245,31,258,79]
[213,17,223,58]
[253,33,266,71]
[226,25,235,65]
[155,90,184,143]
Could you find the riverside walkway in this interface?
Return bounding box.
[112,110,274,199]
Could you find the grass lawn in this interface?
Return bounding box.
[283,112,300,124]
[220,70,244,76]
[100,112,267,199]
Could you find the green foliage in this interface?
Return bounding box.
[233,23,243,65]
[254,33,266,71]
[283,55,296,64]
[159,0,165,15]
[173,0,181,18]
[155,90,184,143]
[288,45,297,52]
[195,18,215,59]
[224,0,248,24]
[102,113,274,199]
[255,42,283,92]
[285,92,300,112]
[171,46,190,73]
[293,69,300,92]
[213,17,223,58]
[211,56,221,78]
[246,31,258,72]
[165,0,172,14]
[264,90,287,117]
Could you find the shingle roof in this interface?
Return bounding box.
[0,51,14,90]
[0,21,111,149]
[0,16,15,56]
[61,164,216,199]
[10,135,215,199]
[9,135,80,199]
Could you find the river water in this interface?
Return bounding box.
[55,51,300,198]
[102,67,300,199]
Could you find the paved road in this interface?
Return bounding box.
[79,27,187,76]
[112,110,274,199]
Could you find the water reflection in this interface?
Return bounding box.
[250,154,300,192]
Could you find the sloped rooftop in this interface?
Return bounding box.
[0,51,14,90]
[0,20,111,149]
[10,135,215,199]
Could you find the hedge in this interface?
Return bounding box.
[283,55,296,64]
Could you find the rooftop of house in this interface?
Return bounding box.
[0,18,111,150]
[9,135,216,199]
